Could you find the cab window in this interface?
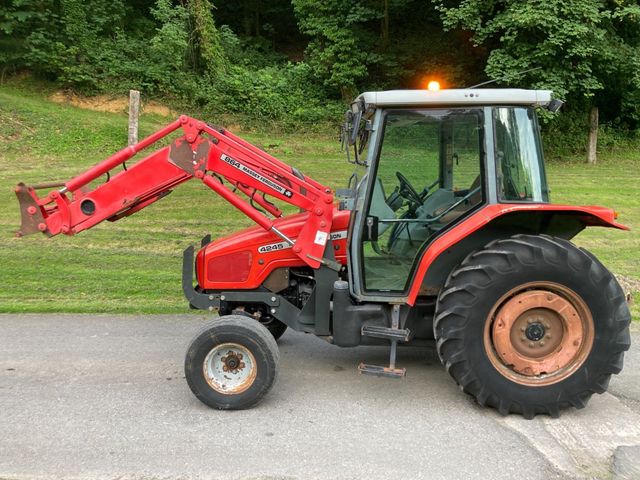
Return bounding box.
[494,107,549,202]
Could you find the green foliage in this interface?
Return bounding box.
[199,62,343,127]
[293,0,382,99]
[22,0,130,90]
[187,0,225,77]
[1,0,639,132]
[436,0,640,127]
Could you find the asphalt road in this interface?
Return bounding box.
[0,314,639,480]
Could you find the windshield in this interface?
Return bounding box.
[494,107,549,202]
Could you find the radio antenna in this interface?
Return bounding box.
[467,67,542,89]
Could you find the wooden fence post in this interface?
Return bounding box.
[587,106,598,164]
[128,90,140,146]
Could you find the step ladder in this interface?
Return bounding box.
[358,304,411,378]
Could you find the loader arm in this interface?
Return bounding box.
[15,115,335,269]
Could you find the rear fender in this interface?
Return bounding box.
[408,203,628,305]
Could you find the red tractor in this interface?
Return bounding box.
[15,89,631,418]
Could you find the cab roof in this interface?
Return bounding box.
[355,89,553,109]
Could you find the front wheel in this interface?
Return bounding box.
[434,235,631,418]
[185,315,279,410]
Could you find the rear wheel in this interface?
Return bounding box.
[434,234,631,418]
[185,315,279,410]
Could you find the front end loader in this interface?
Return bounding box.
[15,89,631,418]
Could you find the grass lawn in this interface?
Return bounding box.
[0,83,638,320]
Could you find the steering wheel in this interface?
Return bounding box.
[395,171,422,207]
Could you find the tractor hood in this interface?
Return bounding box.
[196,209,352,290]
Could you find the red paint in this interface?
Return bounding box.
[207,251,253,283]
[19,116,336,270]
[406,203,629,305]
[197,209,351,290]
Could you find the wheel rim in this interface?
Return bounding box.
[484,282,594,386]
[203,343,257,394]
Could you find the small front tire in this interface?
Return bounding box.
[185,315,279,410]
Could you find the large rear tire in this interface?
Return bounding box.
[434,234,631,418]
[185,315,279,410]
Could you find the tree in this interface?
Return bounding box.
[436,0,640,163]
[292,0,381,100]
[186,0,225,77]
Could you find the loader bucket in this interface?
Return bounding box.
[14,182,53,237]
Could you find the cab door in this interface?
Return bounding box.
[352,108,485,296]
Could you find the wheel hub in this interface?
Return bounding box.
[525,322,545,341]
[221,351,245,373]
[203,343,257,394]
[485,284,594,386]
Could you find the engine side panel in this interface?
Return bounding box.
[197,209,351,290]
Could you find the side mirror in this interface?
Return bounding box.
[349,109,363,146]
[547,99,564,113]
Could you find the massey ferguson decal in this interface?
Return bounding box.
[221,154,293,198]
[258,230,347,253]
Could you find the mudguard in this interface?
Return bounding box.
[407,203,628,305]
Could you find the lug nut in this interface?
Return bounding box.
[528,342,534,348]
[540,341,545,347]
[520,326,526,332]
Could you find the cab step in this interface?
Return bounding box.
[358,363,406,378]
[361,324,411,342]
[358,305,408,379]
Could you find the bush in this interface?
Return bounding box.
[542,108,640,160]
[197,62,344,128]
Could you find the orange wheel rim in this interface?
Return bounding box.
[484,282,594,386]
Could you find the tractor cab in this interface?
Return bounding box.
[342,89,554,299]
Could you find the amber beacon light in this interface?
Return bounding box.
[427,80,441,91]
